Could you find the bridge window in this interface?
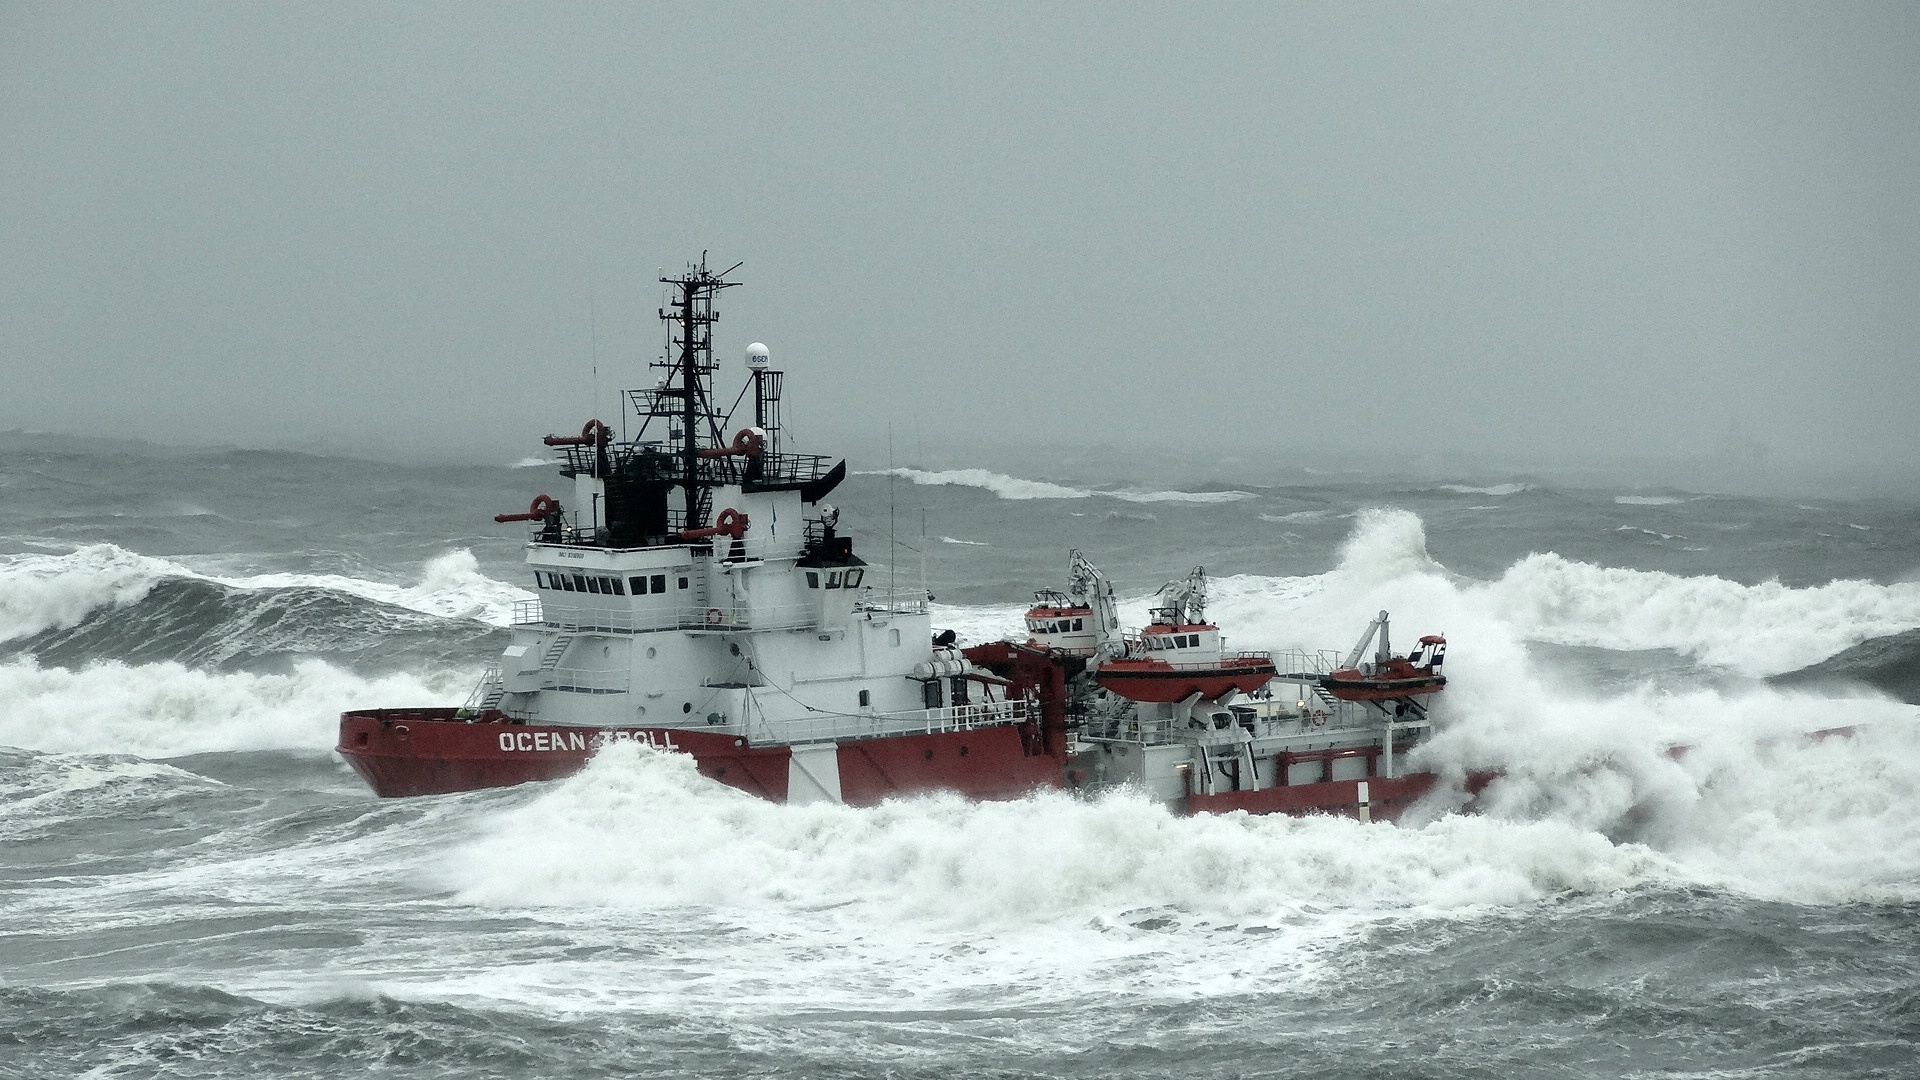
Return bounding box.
[609,577,625,595]
[1073,618,1083,631]
[678,576,689,590]
[806,572,819,589]
[825,572,841,589]
[572,574,588,592]
[651,574,666,593]
[858,689,871,707]
[629,576,646,595]
[586,577,602,594]
[845,569,864,588]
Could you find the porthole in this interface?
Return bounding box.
[682,702,692,714]
[730,643,741,656]
[646,647,657,659]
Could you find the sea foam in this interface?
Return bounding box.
[0,545,531,643]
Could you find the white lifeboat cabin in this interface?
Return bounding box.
[1024,589,1098,655]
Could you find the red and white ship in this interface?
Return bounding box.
[337,259,1457,820]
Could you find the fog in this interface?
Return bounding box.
[4,3,1917,492]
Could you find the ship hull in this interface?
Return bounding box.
[337,709,1060,803]
[337,708,1472,821]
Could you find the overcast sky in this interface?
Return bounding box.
[3,3,1917,488]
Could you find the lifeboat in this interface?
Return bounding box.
[1093,622,1277,703]
[1319,633,1447,702]
[1024,588,1098,655]
[1094,653,1278,702]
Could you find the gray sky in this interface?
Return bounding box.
[3,3,1917,487]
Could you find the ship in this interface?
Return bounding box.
[337,259,1457,820]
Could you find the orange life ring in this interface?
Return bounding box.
[1309,709,1328,727]
[705,608,724,625]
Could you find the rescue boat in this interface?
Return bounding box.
[335,257,1459,821]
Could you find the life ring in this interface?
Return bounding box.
[1309,709,1328,727]
[528,494,559,518]
[705,608,724,625]
[729,428,764,456]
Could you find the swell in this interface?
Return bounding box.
[5,575,505,673]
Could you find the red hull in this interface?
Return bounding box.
[1093,658,1278,703]
[336,708,1060,804]
[1320,668,1446,702]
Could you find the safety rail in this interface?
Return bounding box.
[733,697,1032,748]
[544,666,631,694]
[857,589,930,615]
[509,597,821,634]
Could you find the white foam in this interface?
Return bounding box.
[1260,510,1332,523]
[0,545,177,642]
[938,536,989,546]
[0,657,473,757]
[1484,554,1920,675]
[508,456,551,468]
[0,545,532,642]
[874,468,1091,500]
[1439,483,1531,496]
[871,468,1255,504]
[1615,495,1685,505]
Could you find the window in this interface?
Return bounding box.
[650,574,666,594]
[806,572,819,589]
[610,577,625,596]
[949,675,969,706]
[572,574,587,593]
[825,572,841,589]
[586,577,601,594]
[534,572,548,589]
[1073,619,1083,631]
[629,577,646,595]
[560,575,576,592]
[858,689,871,707]
[1188,634,1200,647]
[845,569,864,588]
[890,628,901,647]
[678,576,689,590]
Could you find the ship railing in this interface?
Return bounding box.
[1268,648,1346,679]
[674,602,819,633]
[739,698,1031,747]
[512,597,821,634]
[1106,651,1275,673]
[543,665,631,694]
[857,588,929,615]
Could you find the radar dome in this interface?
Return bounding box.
[746,343,770,370]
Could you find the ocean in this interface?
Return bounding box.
[3,431,1918,1078]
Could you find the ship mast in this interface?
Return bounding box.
[657,255,740,528]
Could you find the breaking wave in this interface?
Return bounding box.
[872,468,1255,504]
[0,657,472,758]
[1615,494,1686,506]
[0,545,530,645]
[1437,483,1532,496]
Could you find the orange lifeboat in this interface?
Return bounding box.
[1319,633,1447,702]
[1093,623,1277,703]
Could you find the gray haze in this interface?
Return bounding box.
[4,3,1918,491]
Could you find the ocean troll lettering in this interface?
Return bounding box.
[496,730,678,752]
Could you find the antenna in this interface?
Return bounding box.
[888,422,896,603]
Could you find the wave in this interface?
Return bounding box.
[0,657,473,758]
[1259,510,1332,523]
[871,469,1255,504]
[938,536,988,546]
[1438,483,1532,496]
[1615,495,1686,506]
[1483,555,1920,676]
[0,545,531,646]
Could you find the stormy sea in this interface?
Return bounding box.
[3,430,1917,1079]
